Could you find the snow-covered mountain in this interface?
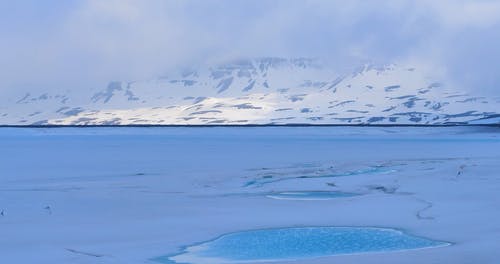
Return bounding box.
[1,57,499,125]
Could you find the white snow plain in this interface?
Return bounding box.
[0,126,499,264]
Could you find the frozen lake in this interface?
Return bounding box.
[0,126,499,263]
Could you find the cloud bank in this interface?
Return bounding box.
[1,0,499,96]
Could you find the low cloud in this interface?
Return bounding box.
[1,0,499,96]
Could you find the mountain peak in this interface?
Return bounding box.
[1,58,498,125]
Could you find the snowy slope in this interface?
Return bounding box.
[1,58,499,125]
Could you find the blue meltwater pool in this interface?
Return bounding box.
[156,227,450,264]
[266,191,357,200]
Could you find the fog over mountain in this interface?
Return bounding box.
[1,58,499,125]
[1,1,499,124]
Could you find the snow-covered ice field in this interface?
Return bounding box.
[1,126,499,264]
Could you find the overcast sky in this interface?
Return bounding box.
[1,0,500,95]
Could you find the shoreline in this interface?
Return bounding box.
[0,123,499,128]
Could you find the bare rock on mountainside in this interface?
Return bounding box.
[1,58,499,125]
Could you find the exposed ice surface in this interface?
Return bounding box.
[243,166,397,187]
[164,227,449,264]
[266,191,356,200]
[0,126,499,264]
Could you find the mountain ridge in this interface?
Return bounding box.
[1,57,499,125]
